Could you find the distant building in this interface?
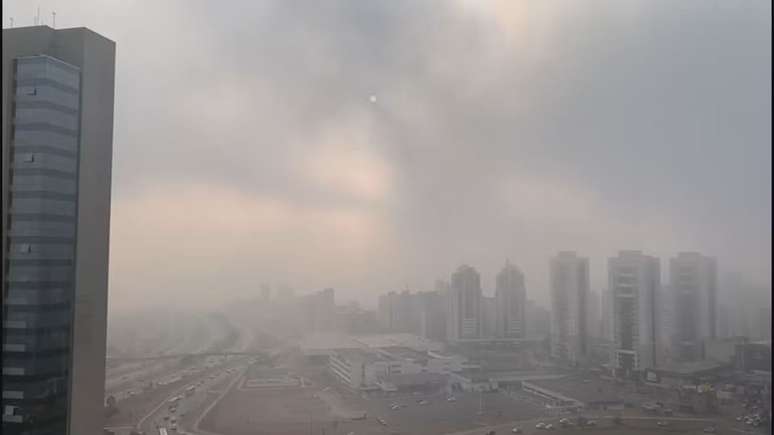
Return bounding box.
[447,265,483,341]
[481,296,497,338]
[705,337,748,365]
[587,290,602,340]
[377,291,400,331]
[526,299,550,339]
[377,289,433,336]
[669,252,718,361]
[495,262,527,339]
[550,252,590,364]
[736,342,772,373]
[419,289,447,341]
[609,251,662,375]
[601,289,614,342]
[301,288,337,332]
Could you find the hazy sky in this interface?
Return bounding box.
[4,0,771,312]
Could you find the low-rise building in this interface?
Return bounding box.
[327,343,468,390]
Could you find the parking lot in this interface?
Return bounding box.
[199,368,547,435]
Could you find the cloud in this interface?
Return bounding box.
[4,0,769,311]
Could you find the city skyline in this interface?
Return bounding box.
[0,2,770,434]
[2,0,770,313]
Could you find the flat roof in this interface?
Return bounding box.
[379,346,429,361]
[298,333,441,352]
[379,373,448,387]
[334,348,391,364]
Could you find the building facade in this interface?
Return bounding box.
[609,251,662,375]
[549,252,589,364]
[669,252,718,361]
[447,265,482,342]
[2,26,115,435]
[494,262,527,339]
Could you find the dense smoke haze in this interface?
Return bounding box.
[4,0,770,313]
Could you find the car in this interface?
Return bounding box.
[535,422,545,429]
[544,424,554,430]
[511,427,522,433]
[736,416,743,421]
[377,418,387,426]
[447,396,457,402]
[418,400,428,405]
[703,427,716,433]
[586,420,597,426]
[657,421,669,427]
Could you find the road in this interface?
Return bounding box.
[137,359,248,435]
[104,356,249,435]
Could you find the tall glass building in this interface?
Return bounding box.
[2,26,115,435]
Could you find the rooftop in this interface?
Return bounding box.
[334,348,392,364]
[378,372,448,387]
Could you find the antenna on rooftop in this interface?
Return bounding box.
[35,6,40,25]
[9,17,13,28]
[52,11,56,28]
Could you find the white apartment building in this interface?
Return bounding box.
[609,251,662,374]
[669,252,718,361]
[550,252,590,364]
[447,265,483,341]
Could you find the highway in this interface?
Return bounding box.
[104,356,250,435]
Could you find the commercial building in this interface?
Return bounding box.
[494,262,526,339]
[609,251,662,375]
[669,252,718,361]
[447,265,483,342]
[549,252,590,364]
[327,345,465,390]
[2,26,115,435]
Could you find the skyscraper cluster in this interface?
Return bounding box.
[375,250,725,377]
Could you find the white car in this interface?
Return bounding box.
[535,422,545,429]
[447,396,457,402]
[544,424,554,430]
[511,427,522,433]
